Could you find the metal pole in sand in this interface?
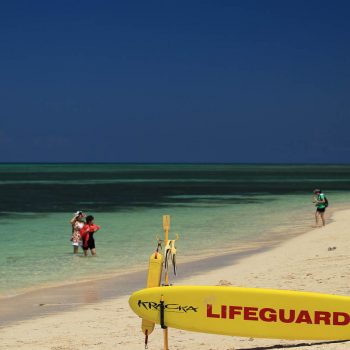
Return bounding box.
[162,215,170,350]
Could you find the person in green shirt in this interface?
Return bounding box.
[313,189,326,227]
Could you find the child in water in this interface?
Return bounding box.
[80,215,101,256]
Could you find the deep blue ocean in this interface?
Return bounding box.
[1,164,349,296]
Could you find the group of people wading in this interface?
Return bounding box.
[70,211,101,256]
[68,189,327,256]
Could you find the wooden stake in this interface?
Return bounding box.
[163,328,169,350]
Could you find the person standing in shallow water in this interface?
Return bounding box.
[80,215,101,256]
[313,189,326,227]
[70,211,85,254]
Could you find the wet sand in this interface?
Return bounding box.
[0,245,268,327]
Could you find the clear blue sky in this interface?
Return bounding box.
[0,1,349,163]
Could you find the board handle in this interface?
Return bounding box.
[160,295,167,329]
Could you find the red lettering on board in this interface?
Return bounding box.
[229,306,242,319]
[333,312,350,326]
[259,308,277,322]
[207,304,220,318]
[295,310,312,324]
[205,304,350,327]
[221,305,227,319]
[279,309,296,323]
[244,307,259,321]
[314,311,331,325]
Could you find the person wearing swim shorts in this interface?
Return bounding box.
[313,189,326,227]
[80,215,101,256]
[70,211,85,254]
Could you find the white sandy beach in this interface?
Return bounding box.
[1,209,350,350]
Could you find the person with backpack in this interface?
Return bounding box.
[313,189,328,227]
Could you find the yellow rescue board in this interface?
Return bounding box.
[141,252,163,336]
[130,286,350,340]
[145,252,163,288]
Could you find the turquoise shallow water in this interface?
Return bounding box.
[1,164,349,296]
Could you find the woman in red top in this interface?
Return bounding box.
[80,215,101,256]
